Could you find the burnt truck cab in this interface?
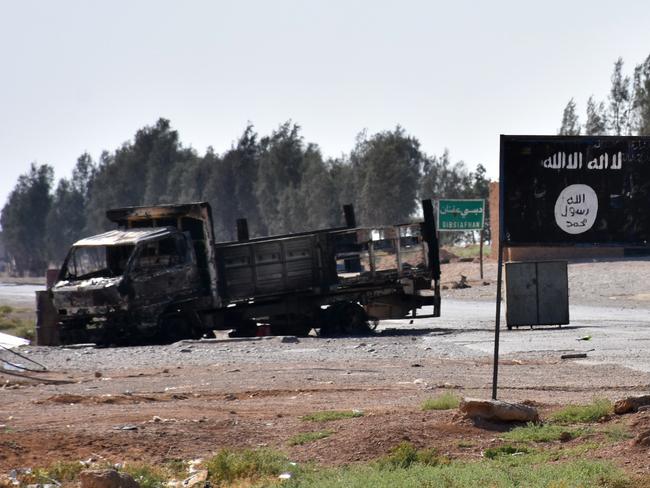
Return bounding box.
[52,227,203,344]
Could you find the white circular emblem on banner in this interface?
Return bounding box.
[554,184,598,234]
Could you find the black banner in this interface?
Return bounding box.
[501,135,650,246]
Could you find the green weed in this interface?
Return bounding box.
[122,462,169,488]
[0,304,34,340]
[550,399,613,424]
[501,422,585,443]
[421,392,461,411]
[205,448,296,485]
[301,410,363,422]
[376,442,447,470]
[283,459,627,488]
[288,430,333,446]
[601,424,633,442]
[483,445,530,459]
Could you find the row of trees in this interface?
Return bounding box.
[1,119,489,275]
[559,54,650,136]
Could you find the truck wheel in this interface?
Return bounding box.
[229,320,258,337]
[158,314,192,343]
[320,302,372,337]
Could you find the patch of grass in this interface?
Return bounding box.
[20,461,85,485]
[550,399,613,424]
[283,459,628,488]
[205,448,296,485]
[376,442,447,470]
[121,462,169,488]
[301,410,364,422]
[483,445,530,459]
[500,422,586,443]
[421,392,461,411]
[446,245,492,260]
[288,430,334,446]
[162,458,189,479]
[601,424,633,442]
[457,440,474,449]
[0,304,34,340]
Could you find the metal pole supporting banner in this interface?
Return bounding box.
[492,135,506,401]
[491,238,504,400]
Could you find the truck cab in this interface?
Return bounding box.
[53,227,203,344]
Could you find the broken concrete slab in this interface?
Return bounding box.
[460,398,539,423]
[614,395,650,415]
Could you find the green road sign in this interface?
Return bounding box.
[437,199,485,231]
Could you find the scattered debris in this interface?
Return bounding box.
[79,469,138,488]
[0,331,29,349]
[113,425,138,431]
[577,335,592,341]
[280,336,299,343]
[614,395,650,415]
[181,469,207,487]
[561,353,588,359]
[451,275,471,289]
[460,398,539,423]
[411,363,423,368]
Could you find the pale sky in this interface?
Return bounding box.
[1,0,649,209]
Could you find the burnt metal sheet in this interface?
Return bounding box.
[73,228,173,247]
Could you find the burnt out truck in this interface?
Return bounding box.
[47,200,441,345]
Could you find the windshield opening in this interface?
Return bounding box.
[63,245,135,280]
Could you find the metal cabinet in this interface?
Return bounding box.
[505,260,569,328]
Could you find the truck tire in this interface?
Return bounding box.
[320,302,372,337]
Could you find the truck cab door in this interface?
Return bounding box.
[129,233,201,313]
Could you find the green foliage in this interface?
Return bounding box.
[204,448,294,485]
[600,424,633,442]
[446,244,491,259]
[421,392,461,411]
[351,126,424,226]
[122,462,169,488]
[2,119,491,274]
[558,98,581,135]
[376,442,446,470]
[483,445,530,459]
[501,423,585,443]
[0,305,34,340]
[550,399,613,424]
[283,459,628,488]
[1,163,53,274]
[20,461,85,485]
[301,410,364,422]
[288,430,334,445]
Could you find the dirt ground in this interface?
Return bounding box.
[1,258,650,479]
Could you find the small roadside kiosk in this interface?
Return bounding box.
[492,135,650,399]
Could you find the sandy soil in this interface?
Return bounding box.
[1,258,650,479]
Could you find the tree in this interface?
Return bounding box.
[256,122,306,234]
[632,54,650,135]
[351,126,423,226]
[1,164,53,274]
[558,98,581,135]
[584,96,608,135]
[608,58,632,135]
